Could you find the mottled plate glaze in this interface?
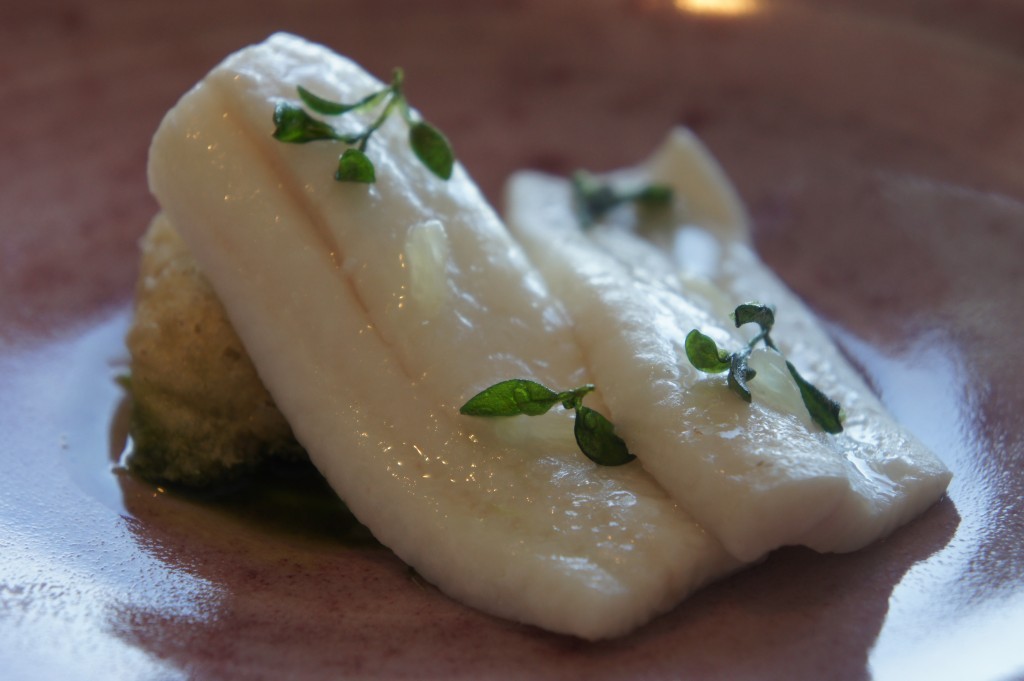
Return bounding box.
[3,1,1023,679]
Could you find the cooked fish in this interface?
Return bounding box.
[147,33,739,639]
[505,129,951,562]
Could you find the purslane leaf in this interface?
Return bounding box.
[732,302,775,332]
[685,329,731,374]
[409,121,455,180]
[687,303,844,434]
[727,353,755,403]
[556,384,595,411]
[634,184,673,207]
[460,380,633,466]
[272,103,340,143]
[786,362,844,434]
[571,170,673,228]
[274,73,455,184]
[335,148,376,183]
[459,379,562,417]
[298,85,389,116]
[574,406,636,466]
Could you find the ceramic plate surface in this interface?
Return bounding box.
[3,1,1023,679]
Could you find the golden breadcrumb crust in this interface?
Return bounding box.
[124,214,306,486]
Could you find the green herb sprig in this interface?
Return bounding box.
[272,68,455,184]
[571,171,673,228]
[685,303,844,434]
[459,379,636,466]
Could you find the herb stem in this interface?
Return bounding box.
[459,379,634,466]
[686,303,844,433]
[273,67,454,183]
[358,94,399,151]
[571,171,674,228]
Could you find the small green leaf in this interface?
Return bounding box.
[272,103,340,143]
[571,171,617,228]
[573,406,636,466]
[685,329,732,374]
[786,362,844,434]
[571,171,673,228]
[459,379,562,417]
[727,354,756,403]
[277,72,455,184]
[733,303,775,333]
[460,380,635,466]
[570,171,601,199]
[690,304,844,436]
[298,85,389,116]
[335,148,376,183]
[409,121,455,180]
[297,86,354,115]
[633,184,673,207]
[557,384,595,411]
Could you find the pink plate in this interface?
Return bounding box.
[3,1,1023,678]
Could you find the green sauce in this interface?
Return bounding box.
[163,460,380,547]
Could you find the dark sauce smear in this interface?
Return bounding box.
[109,389,379,549]
[159,459,381,547]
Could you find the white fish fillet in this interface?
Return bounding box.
[147,33,741,639]
[505,129,951,562]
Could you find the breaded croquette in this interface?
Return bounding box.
[124,214,306,486]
